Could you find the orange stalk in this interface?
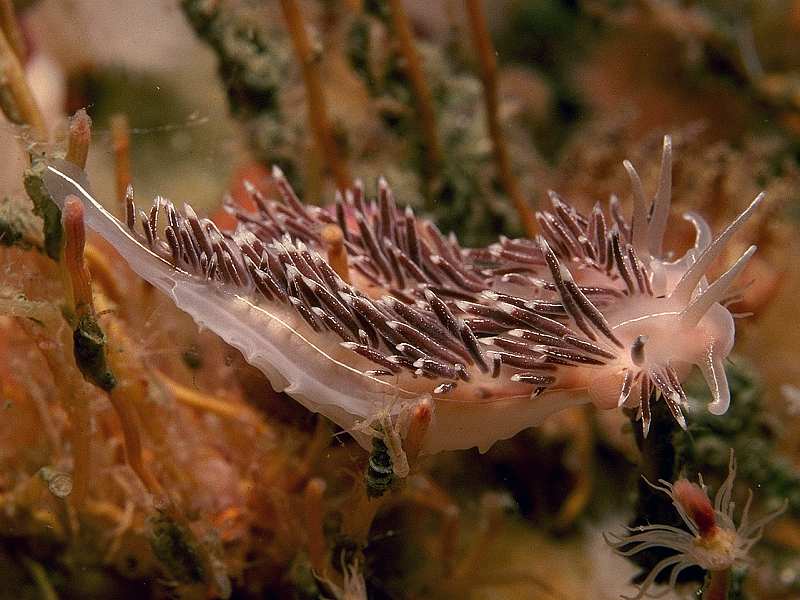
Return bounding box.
[62,196,93,317]
[452,492,511,580]
[321,223,351,283]
[405,475,461,574]
[464,0,537,237]
[91,289,174,501]
[83,245,123,304]
[704,568,731,600]
[303,478,328,574]
[155,370,268,434]
[65,109,92,170]
[110,114,132,205]
[554,405,594,529]
[19,318,93,508]
[98,326,167,500]
[108,386,164,498]
[403,397,432,464]
[283,418,330,492]
[0,0,26,62]
[386,0,443,173]
[0,26,46,141]
[64,201,164,500]
[279,0,351,191]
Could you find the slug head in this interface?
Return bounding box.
[587,151,763,429]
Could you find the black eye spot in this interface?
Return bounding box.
[630,335,647,366]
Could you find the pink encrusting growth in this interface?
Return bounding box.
[41,135,764,455]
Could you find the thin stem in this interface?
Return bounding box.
[702,568,730,600]
[282,418,330,493]
[321,223,351,283]
[19,318,93,508]
[304,478,328,575]
[0,27,46,141]
[554,405,594,528]
[20,556,59,600]
[0,0,25,62]
[110,114,131,205]
[83,245,123,304]
[405,475,461,574]
[403,398,432,465]
[452,492,509,580]
[464,0,537,237]
[155,370,268,433]
[65,109,92,170]
[279,0,351,191]
[343,485,385,545]
[386,0,443,175]
[108,386,164,497]
[93,290,169,501]
[62,196,93,318]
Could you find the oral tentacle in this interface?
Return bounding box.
[683,211,713,255]
[698,346,731,416]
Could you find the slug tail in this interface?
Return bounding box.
[42,159,187,290]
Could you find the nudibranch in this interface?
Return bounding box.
[42,136,763,455]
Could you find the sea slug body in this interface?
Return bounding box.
[42,136,764,455]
